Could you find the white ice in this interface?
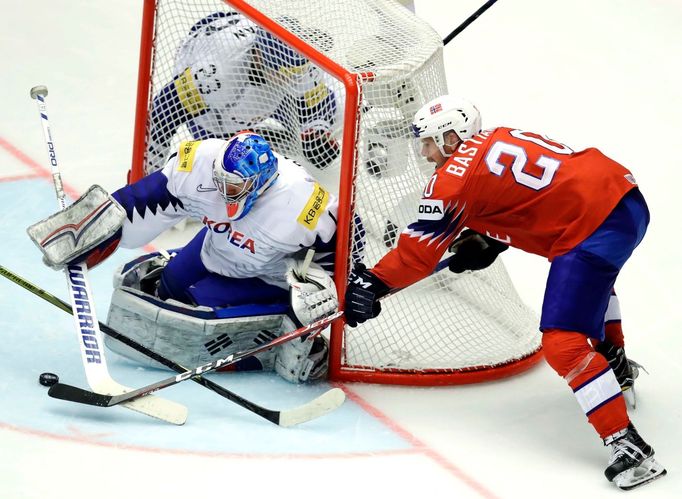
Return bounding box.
[1,1,680,498]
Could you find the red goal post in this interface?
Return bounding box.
[130,0,543,385]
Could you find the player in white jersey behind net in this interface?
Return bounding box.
[144,11,341,175]
[28,133,360,384]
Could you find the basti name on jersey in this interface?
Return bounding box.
[420,128,512,245]
[444,129,493,178]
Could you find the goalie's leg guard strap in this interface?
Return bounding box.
[543,330,629,439]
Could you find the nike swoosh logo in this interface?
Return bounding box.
[196,184,217,192]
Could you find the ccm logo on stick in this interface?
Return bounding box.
[418,199,444,220]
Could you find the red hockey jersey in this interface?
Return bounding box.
[372,127,638,289]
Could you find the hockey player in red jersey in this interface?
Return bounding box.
[343,95,666,490]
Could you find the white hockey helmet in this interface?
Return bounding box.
[411,95,482,156]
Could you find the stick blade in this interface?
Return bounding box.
[278,387,345,427]
[47,382,188,425]
[120,396,188,425]
[48,383,113,407]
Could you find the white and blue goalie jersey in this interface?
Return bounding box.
[112,139,339,288]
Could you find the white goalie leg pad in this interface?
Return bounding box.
[286,259,338,327]
[106,287,286,369]
[27,185,125,268]
[274,316,330,383]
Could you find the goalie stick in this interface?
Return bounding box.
[46,254,456,409]
[0,264,343,427]
[29,85,187,425]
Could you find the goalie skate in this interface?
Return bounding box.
[604,424,667,491]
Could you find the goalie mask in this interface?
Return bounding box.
[212,133,279,220]
[411,96,482,156]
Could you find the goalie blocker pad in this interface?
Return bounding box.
[27,185,125,268]
[106,254,330,383]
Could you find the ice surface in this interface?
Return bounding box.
[1,1,680,497]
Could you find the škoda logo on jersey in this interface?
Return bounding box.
[418,199,444,220]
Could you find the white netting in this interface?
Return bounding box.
[137,0,541,382]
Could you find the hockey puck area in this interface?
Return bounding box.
[39,372,59,387]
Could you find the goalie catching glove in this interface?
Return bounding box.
[286,257,338,327]
[274,258,338,383]
[447,229,508,274]
[26,185,125,269]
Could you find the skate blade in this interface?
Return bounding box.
[614,457,667,490]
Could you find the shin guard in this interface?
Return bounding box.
[543,329,629,439]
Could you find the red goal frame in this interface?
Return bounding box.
[130,0,543,385]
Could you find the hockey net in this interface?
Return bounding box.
[131,0,542,385]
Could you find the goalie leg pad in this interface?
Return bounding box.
[107,256,288,369]
[109,255,329,380]
[27,185,125,268]
[106,287,286,369]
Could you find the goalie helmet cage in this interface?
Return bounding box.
[130,0,543,385]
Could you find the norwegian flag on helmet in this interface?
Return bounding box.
[429,103,443,114]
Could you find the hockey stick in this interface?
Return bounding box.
[0,264,343,427]
[443,0,499,45]
[46,254,456,409]
[29,86,187,425]
[48,313,339,409]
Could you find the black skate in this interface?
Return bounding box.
[595,341,647,408]
[604,424,666,490]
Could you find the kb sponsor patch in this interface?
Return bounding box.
[418,199,444,220]
[177,140,199,172]
[175,67,207,116]
[297,183,329,229]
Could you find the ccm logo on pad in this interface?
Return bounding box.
[417,199,444,220]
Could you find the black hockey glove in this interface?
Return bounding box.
[448,229,508,274]
[344,263,390,328]
[301,129,339,170]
